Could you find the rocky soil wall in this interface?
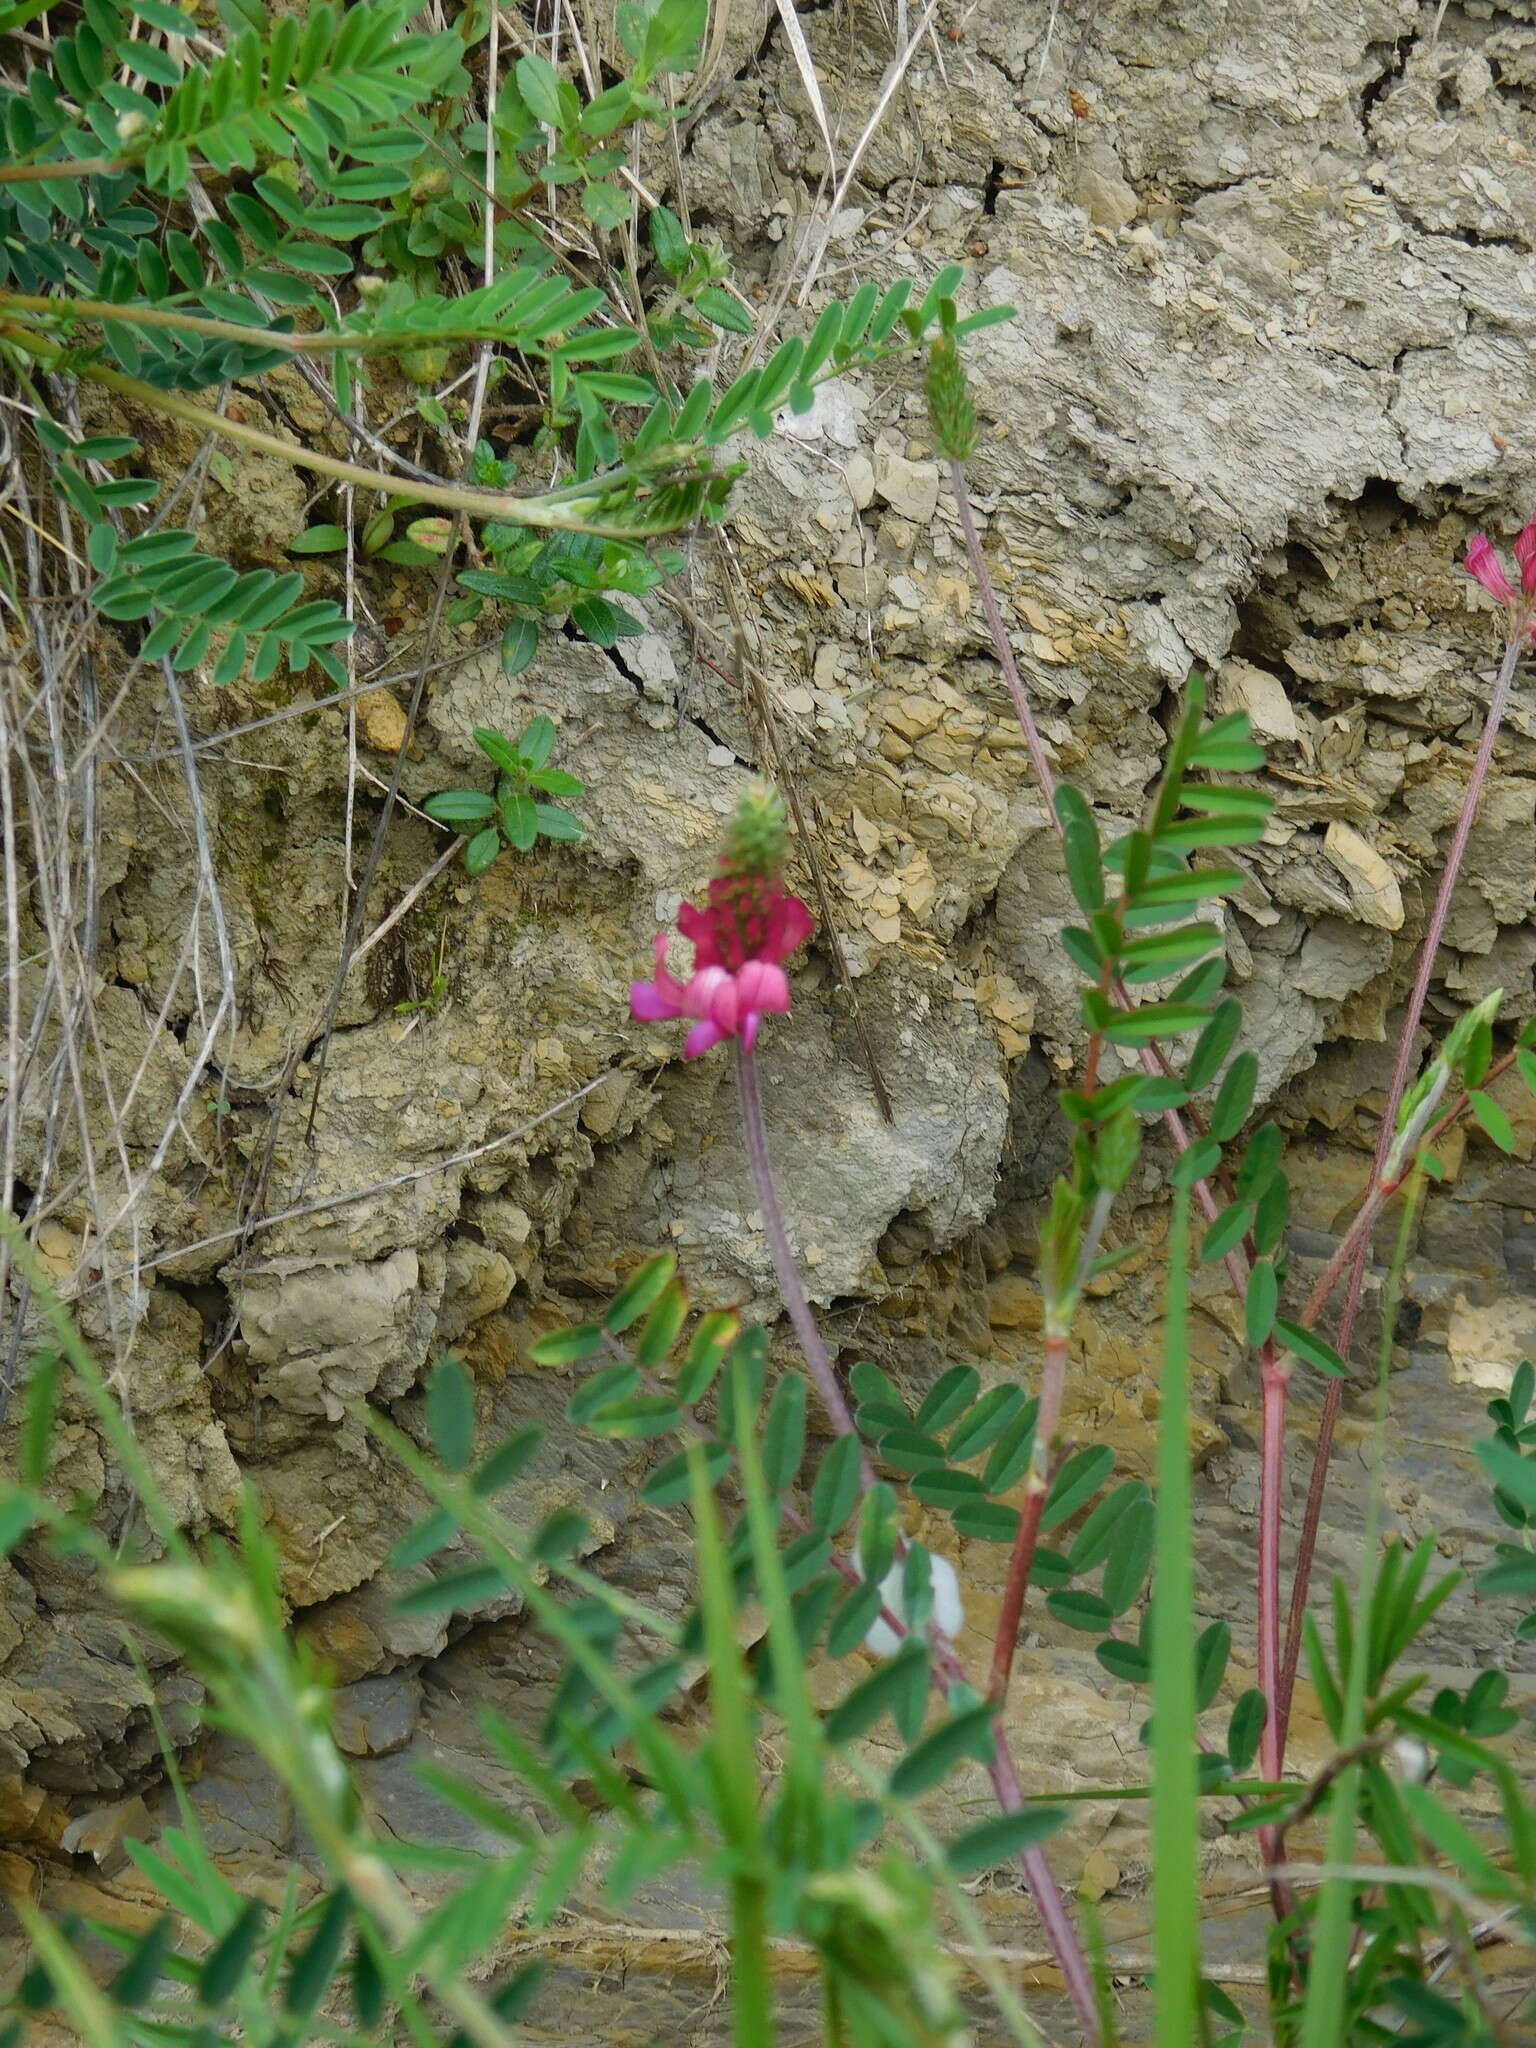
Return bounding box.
[6,0,1536,2017]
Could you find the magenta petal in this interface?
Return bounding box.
[735,960,790,1014]
[682,965,731,1019]
[708,976,741,1034]
[764,893,815,960]
[630,980,679,1021]
[683,1019,725,1058]
[1515,520,1536,597]
[675,899,721,969]
[647,933,690,1008]
[1465,535,1515,603]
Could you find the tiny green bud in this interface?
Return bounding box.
[1443,986,1504,1070]
[1093,1107,1141,1196]
[112,1564,263,1659]
[722,781,790,882]
[410,165,452,203]
[399,344,452,385]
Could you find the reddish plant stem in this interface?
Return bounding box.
[734,1041,1101,2042]
[925,1623,1101,2032]
[735,1042,865,1460]
[0,156,125,185]
[989,1734,1103,2027]
[1256,1339,1288,1866]
[1283,1052,1515,1353]
[1276,626,1526,1749]
[988,1335,1067,1703]
[988,1484,1049,1703]
[947,460,1059,812]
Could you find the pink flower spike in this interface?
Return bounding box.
[628,784,815,1058]
[706,975,741,1036]
[629,979,674,1021]
[1465,534,1516,604]
[1515,519,1536,597]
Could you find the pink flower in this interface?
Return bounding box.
[677,873,815,973]
[631,935,796,1057]
[629,784,815,1058]
[1465,533,1515,604]
[1464,518,1536,635]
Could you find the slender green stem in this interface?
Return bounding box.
[729,1877,777,2048]
[1,289,398,349]
[1256,1338,1288,1869]
[689,1436,776,2048]
[1151,1187,1200,2048]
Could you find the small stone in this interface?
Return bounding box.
[356,688,409,754]
[872,443,940,523]
[60,1796,150,1875]
[1077,1846,1121,1902]
[332,1670,425,1757]
[0,1849,37,1915]
[1219,658,1299,744]
[1072,146,1139,229]
[1323,821,1404,931]
[843,452,876,509]
[987,1273,1043,1331]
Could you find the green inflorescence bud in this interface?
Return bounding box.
[722,781,790,880]
[1094,1108,1141,1196]
[925,331,978,463]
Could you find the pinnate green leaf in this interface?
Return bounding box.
[1274,1317,1347,1379]
[605,1255,676,1332]
[426,1356,475,1471]
[889,1702,997,1797]
[762,1372,808,1489]
[1470,1090,1515,1153]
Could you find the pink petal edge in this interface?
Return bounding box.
[630,980,677,1021]
[1465,535,1515,604]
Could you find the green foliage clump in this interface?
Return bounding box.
[423,717,585,875]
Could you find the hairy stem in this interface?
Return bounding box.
[1278,626,1526,1746]
[43,361,707,539]
[0,156,124,184]
[988,1737,1102,2037]
[735,1042,863,1451]
[947,459,1058,811]
[1,289,421,350]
